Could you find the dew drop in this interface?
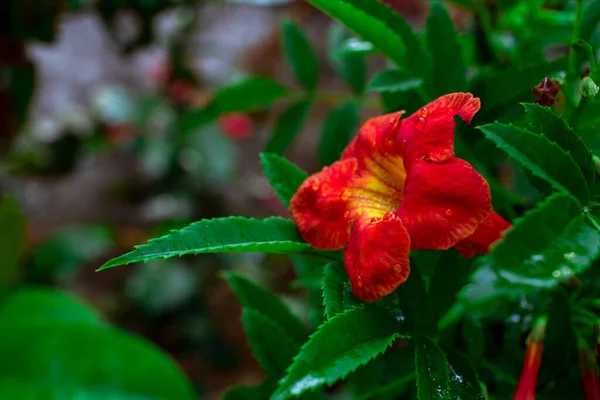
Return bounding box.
[383,211,397,222]
[343,210,351,218]
[392,264,402,272]
[356,276,364,288]
[311,179,320,191]
[445,209,453,216]
[340,189,352,201]
[370,217,380,224]
[419,107,429,118]
[356,207,364,216]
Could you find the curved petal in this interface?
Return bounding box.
[398,158,492,250]
[289,158,358,250]
[454,211,511,258]
[397,93,480,163]
[344,213,411,302]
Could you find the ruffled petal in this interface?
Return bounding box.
[398,92,480,163]
[289,158,358,250]
[398,158,492,250]
[344,213,411,302]
[454,211,511,258]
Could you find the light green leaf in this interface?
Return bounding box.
[98,217,314,270]
[318,101,359,167]
[271,306,406,399]
[0,196,25,288]
[282,19,319,90]
[265,101,312,156]
[366,70,423,93]
[327,24,367,94]
[523,103,595,186]
[415,336,450,400]
[425,1,467,95]
[478,123,589,204]
[225,273,308,346]
[322,261,360,319]
[260,153,308,207]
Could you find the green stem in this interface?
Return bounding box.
[569,96,588,128]
[568,0,585,78]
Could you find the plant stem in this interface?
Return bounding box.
[569,96,588,128]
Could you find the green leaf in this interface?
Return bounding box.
[0,287,102,328]
[478,123,589,204]
[523,103,595,186]
[441,346,486,399]
[308,0,428,76]
[242,308,299,378]
[425,1,467,95]
[322,261,360,319]
[366,69,423,93]
[318,101,359,167]
[327,23,367,94]
[225,273,308,346]
[98,217,314,270]
[393,265,434,336]
[282,19,319,91]
[265,101,312,155]
[260,153,308,207]
[581,0,600,42]
[354,374,415,400]
[223,383,273,400]
[0,196,25,289]
[271,306,406,399]
[428,251,469,323]
[415,336,450,400]
[492,193,600,287]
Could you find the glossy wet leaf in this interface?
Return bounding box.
[271,306,406,399]
[441,346,486,399]
[478,123,589,204]
[98,217,314,270]
[265,101,312,155]
[282,19,319,91]
[415,336,451,400]
[225,273,307,346]
[260,153,308,207]
[318,101,359,167]
[393,266,434,336]
[366,70,423,93]
[322,261,360,319]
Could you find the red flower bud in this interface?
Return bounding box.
[513,317,546,400]
[579,339,600,400]
[217,113,254,140]
[532,77,560,107]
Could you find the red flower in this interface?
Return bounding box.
[513,317,546,400]
[580,340,600,400]
[289,93,511,301]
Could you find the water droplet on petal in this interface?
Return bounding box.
[356,207,364,216]
[343,210,351,218]
[392,264,402,273]
[383,211,397,222]
[419,107,429,118]
[311,179,320,191]
[370,217,380,224]
[340,189,352,201]
[445,209,453,216]
[356,276,364,288]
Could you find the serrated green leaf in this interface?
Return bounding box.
[492,193,600,287]
[523,103,595,186]
[366,70,423,94]
[271,306,406,399]
[225,273,308,346]
[265,101,312,155]
[415,336,451,400]
[394,264,434,336]
[282,19,319,91]
[0,196,25,289]
[327,23,367,94]
[429,251,469,323]
[318,101,359,167]
[478,123,589,204]
[425,1,467,95]
[98,217,315,270]
[308,0,429,81]
[0,287,102,328]
[322,261,360,319]
[242,308,300,378]
[260,153,308,207]
[441,346,486,399]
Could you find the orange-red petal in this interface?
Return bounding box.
[454,211,512,258]
[289,158,358,250]
[344,213,411,302]
[398,92,480,163]
[398,158,492,250]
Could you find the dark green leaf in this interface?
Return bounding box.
[282,19,319,90]
[366,70,423,93]
[318,101,359,167]
[429,251,469,323]
[265,101,312,155]
[425,1,467,95]
[327,24,367,94]
[354,374,415,400]
[322,261,360,319]
[492,193,600,287]
[462,315,484,364]
[223,383,273,400]
[394,264,434,335]
[0,287,102,328]
[523,103,595,186]
[415,336,450,400]
[271,306,406,399]
[208,77,288,114]
[0,196,25,288]
[98,217,314,270]
[478,123,589,204]
[441,346,486,399]
[225,273,308,346]
[260,153,308,207]
[581,0,600,42]
[242,308,299,378]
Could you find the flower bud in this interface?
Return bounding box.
[532,77,560,106]
[513,317,546,400]
[581,77,599,99]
